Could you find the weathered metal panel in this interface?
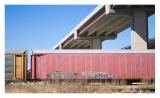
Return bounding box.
[5,55,14,80]
[31,51,155,80]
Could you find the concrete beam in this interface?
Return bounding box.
[87,16,118,36]
[110,7,154,15]
[74,31,78,40]
[96,16,129,36]
[63,37,74,48]
[131,12,148,50]
[75,41,89,48]
[75,35,117,41]
[102,18,130,36]
[91,39,102,49]
[78,12,106,36]
[69,41,81,48]
[82,43,90,48]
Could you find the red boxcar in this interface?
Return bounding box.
[31,50,155,80]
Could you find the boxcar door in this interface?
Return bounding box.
[15,55,24,79]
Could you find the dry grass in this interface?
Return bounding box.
[5,80,155,93]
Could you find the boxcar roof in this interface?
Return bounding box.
[31,49,155,54]
[5,49,26,54]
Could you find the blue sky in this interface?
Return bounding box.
[5,5,96,50]
[5,5,155,50]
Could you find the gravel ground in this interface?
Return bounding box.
[5,80,155,93]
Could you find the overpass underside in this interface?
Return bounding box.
[53,5,155,50]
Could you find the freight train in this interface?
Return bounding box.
[5,49,155,84]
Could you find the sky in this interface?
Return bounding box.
[5,5,97,50]
[5,5,155,67]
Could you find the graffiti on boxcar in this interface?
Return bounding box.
[94,72,114,79]
[81,72,114,79]
[47,71,114,79]
[48,72,75,79]
[81,72,95,79]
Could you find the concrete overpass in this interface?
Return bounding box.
[53,5,155,50]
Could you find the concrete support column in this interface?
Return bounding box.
[131,12,148,50]
[59,44,62,49]
[91,39,102,49]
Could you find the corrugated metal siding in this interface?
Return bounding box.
[31,52,155,80]
[5,55,14,80]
